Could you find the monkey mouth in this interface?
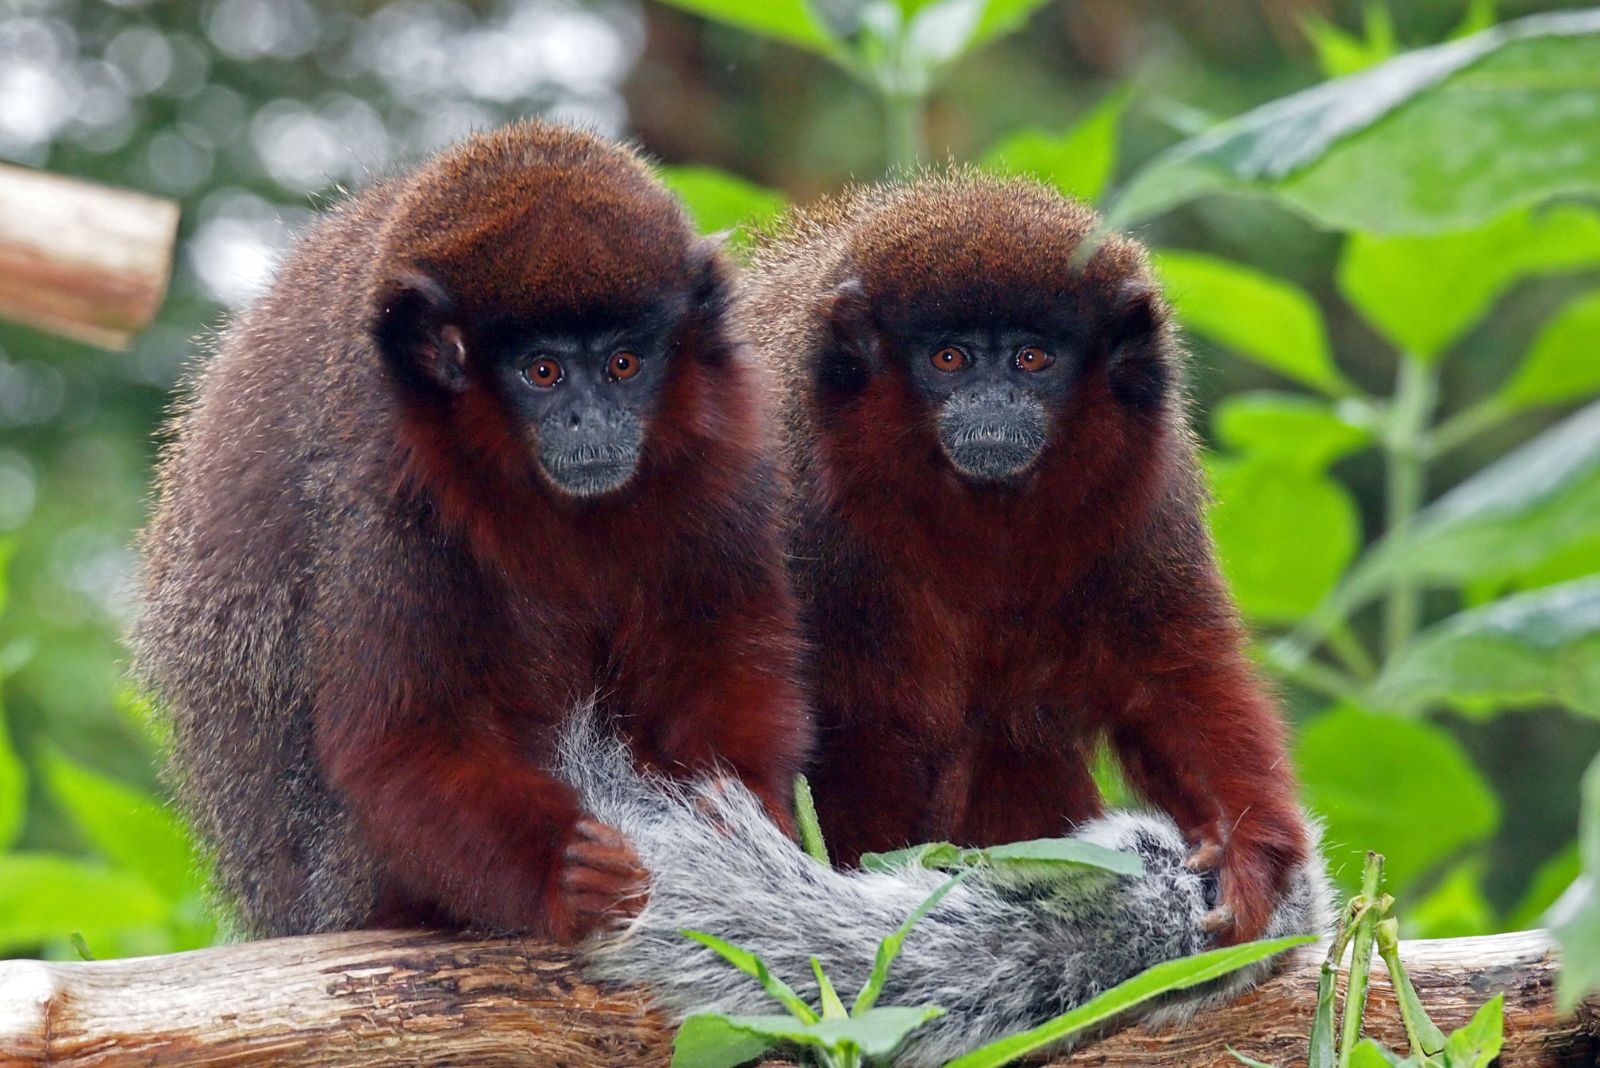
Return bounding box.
[538,448,640,498]
[941,431,1046,483]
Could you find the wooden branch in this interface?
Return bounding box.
[0,163,180,350]
[0,928,1594,1066]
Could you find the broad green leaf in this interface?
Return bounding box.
[855,873,967,1014]
[1338,399,1600,604]
[680,1006,944,1059]
[1295,706,1499,894]
[1208,456,1360,623]
[1339,207,1600,363]
[811,958,847,1020]
[1442,993,1504,1068]
[1373,575,1600,719]
[1111,12,1600,234]
[969,0,1054,51]
[981,89,1130,203]
[1554,752,1600,1011]
[1405,861,1495,939]
[860,841,965,873]
[655,0,842,57]
[858,837,1141,877]
[1213,392,1373,471]
[1156,252,1350,395]
[1502,289,1600,408]
[658,166,787,244]
[682,930,819,1023]
[0,696,25,850]
[1507,842,1580,930]
[0,853,169,954]
[37,747,201,902]
[945,936,1314,1068]
[671,1014,777,1068]
[1345,1040,1413,1067]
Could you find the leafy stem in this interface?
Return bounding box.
[1380,356,1438,658]
[1337,853,1385,1068]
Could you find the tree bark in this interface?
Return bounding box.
[0,163,179,350]
[0,928,1593,1067]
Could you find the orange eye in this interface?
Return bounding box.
[609,351,642,381]
[525,358,563,388]
[931,346,971,372]
[1016,346,1055,372]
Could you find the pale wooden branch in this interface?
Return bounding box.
[0,928,1594,1066]
[0,163,180,350]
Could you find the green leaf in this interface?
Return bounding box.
[0,695,26,850]
[1156,251,1350,395]
[1226,1050,1280,1068]
[1373,575,1600,719]
[1405,861,1496,939]
[1502,289,1600,408]
[1343,399,1600,602]
[1441,993,1504,1068]
[969,0,1054,51]
[677,1006,945,1060]
[655,0,842,58]
[0,853,170,954]
[1507,842,1580,930]
[658,165,787,245]
[1295,706,1499,895]
[860,841,966,873]
[682,930,820,1023]
[812,958,847,1020]
[980,89,1130,203]
[793,773,829,866]
[1338,206,1600,363]
[1302,2,1397,79]
[855,872,968,1014]
[1213,392,1373,472]
[671,1014,779,1068]
[1111,12,1600,234]
[858,837,1142,878]
[944,936,1314,1068]
[1555,752,1600,1011]
[37,747,201,902]
[1344,1039,1413,1068]
[1208,456,1360,623]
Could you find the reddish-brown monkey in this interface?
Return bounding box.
[134,122,811,942]
[742,175,1308,943]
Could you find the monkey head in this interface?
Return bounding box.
[813,177,1172,491]
[368,123,729,500]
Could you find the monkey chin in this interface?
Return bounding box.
[937,425,1048,486]
[537,450,640,500]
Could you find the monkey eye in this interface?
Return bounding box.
[524,357,563,388]
[1016,346,1055,372]
[608,350,642,381]
[931,346,971,373]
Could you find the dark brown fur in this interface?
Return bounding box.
[743,175,1308,943]
[133,122,811,941]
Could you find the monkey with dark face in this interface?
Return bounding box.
[133,122,811,942]
[743,175,1310,944]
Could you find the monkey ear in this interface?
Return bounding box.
[372,272,470,395]
[818,278,879,400]
[1104,280,1172,410]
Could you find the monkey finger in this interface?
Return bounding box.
[1184,841,1225,873]
[573,819,633,850]
[562,863,647,897]
[565,841,648,881]
[1200,906,1235,936]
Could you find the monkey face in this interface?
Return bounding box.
[495,318,676,499]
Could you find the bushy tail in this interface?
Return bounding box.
[556,716,1330,1067]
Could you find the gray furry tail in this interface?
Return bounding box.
[556,715,1331,1067]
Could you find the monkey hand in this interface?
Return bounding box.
[1183,822,1278,945]
[694,777,797,838]
[547,818,650,943]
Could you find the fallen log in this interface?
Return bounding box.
[0,927,1594,1066]
[0,163,179,349]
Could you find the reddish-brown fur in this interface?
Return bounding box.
[134,122,811,941]
[741,175,1308,943]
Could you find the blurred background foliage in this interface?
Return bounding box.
[0,0,1598,1002]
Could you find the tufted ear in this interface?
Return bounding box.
[1104,279,1172,411]
[372,271,469,395]
[817,277,880,401]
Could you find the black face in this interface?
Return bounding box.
[901,325,1079,484]
[491,313,677,498]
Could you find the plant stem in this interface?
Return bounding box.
[884,90,927,171]
[1338,853,1385,1068]
[1381,358,1437,659]
[1326,623,1377,681]
[1261,643,1364,705]
[1427,397,1512,458]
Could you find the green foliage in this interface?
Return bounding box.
[0,694,25,851]
[0,854,170,955]
[980,88,1129,203]
[1296,707,1498,896]
[1554,752,1600,1011]
[659,165,788,245]
[858,836,1141,878]
[1112,12,1600,233]
[1503,289,1600,408]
